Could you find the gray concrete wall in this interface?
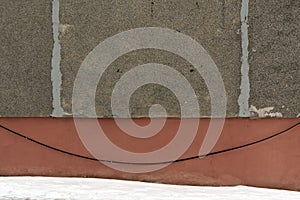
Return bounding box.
[0,0,53,116]
[248,0,300,118]
[0,0,299,118]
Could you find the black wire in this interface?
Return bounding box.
[0,121,299,165]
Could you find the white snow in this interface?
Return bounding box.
[0,177,299,200]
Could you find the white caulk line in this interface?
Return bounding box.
[51,0,64,117]
[238,0,250,117]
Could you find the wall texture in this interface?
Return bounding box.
[248,0,300,118]
[0,0,53,116]
[0,0,299,118]
[1,0,300,191]
[0,118,299,191]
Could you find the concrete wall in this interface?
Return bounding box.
[0,1,300,191]
[0,0,299,118]
[0,0,53,116]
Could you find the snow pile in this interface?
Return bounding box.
[0,177,299,200]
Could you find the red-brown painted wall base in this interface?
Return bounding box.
[0,118,299,191]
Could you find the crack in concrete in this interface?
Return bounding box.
[238,0,250,117]
[51,0,64,117]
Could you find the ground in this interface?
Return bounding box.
[0,177,299,199]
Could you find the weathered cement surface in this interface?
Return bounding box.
[248,0,300,118]
[60,0,242,117]
[0,0,53,116]
[1,1,299,118]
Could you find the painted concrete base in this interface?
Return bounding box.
[0,118,299,191]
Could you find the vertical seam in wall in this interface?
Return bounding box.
[238,0,250,117]
[51,0,64,117]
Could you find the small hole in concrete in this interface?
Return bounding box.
[190,69,194,73]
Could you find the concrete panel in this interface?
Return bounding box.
[0,0,53,116]
[248,0,300,118]
[60,0,242,117]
